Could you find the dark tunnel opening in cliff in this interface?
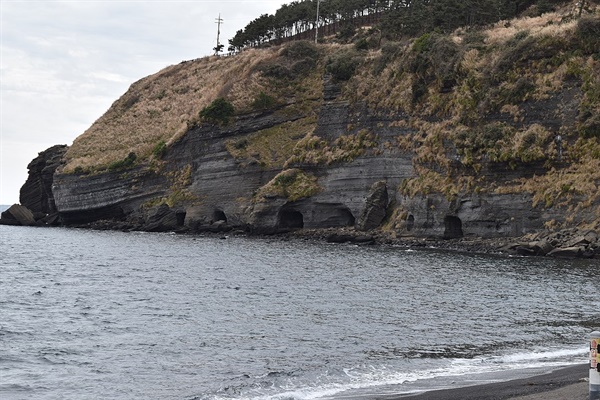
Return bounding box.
[444,216,464,239]
[278,209,304,230]
[213,210,227,223]
[407,215,415,231]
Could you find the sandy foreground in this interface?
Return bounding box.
[380,364,590,400]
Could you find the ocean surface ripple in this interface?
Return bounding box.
[0,226,597,400]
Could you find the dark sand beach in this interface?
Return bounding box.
[385,364,589,400]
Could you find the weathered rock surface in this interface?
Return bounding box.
[53,167,168,225]
[19,145,68,214]
[143,204,186,232]
[505,228,600,258]
[0,204,36,226]
[356,181,388,231]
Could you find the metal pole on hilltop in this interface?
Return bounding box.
[591,331,600,400]
[315,0,321,44]
[215,14,224,56]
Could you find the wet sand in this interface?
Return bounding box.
[383,364,589,400]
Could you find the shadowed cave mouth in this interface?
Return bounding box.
[176,210,186,226]
[278,209,304,229]
[406,214,415,231]
[339,207,355,226]
[444,215,463,239]
[212,210,227,223]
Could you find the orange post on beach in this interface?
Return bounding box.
[591,331,600,400]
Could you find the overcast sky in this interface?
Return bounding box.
[0,0,288,205]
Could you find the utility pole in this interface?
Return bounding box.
[214,14,224,56]
[315,0,321,44]
[578,0,587,17]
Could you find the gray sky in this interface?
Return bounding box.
[1,0,287,205]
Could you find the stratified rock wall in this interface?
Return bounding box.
[52,167,168,224]
[19,145,68,214]
[45,83,569,237]
[165,110,304,230]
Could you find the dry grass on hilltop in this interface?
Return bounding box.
[483,6,580,45]
[63,48,280,173]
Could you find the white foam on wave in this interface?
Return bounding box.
[213,345,589,400]
[492,346,587,364]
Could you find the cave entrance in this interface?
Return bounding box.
[444,216,463,239]
[406,214,415,231]
[213,210,227,223]
[339,208,356,227]
[278,209,304,229]
[176,210,187,226]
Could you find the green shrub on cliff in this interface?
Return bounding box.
[108,152,137,171]
[251,91,277,111]
[576,15,600,55]
[199,97,235,125]
[152,140,167,159]
[225,117,317,169]
[326,48,363,82]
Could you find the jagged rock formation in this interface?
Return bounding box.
[19,145,67,214]
[144,204,186,232]
[356,181,389,231]
[1,145,67,226]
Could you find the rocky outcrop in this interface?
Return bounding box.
[356,181,388,231]
[23,91,585,242]
[0,204,36,226]
[505,228,600,258]
[19,145,67,214]
[143,204,186,232]
[31,87,584,240]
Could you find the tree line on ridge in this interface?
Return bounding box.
[227,0,573,52]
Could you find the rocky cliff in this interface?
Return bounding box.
[14,7,600,251]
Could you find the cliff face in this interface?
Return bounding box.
[52,167,168,224]
[44,77,575,237]
[19,145,68,215]
[20,9,600,238]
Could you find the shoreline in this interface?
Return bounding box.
[382,364,589,400]
[7,222,600,262]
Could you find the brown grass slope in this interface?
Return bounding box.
[63,49,283,173]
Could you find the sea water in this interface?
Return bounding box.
[0,225,597,400]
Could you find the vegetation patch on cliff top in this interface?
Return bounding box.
[285,129,378,167]
[225,117,317,169]
[254,169,321,202]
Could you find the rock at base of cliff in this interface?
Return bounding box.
[514,240,555,256]
[356,181,388,232]
[143,204,186,232]
[547,246,593,258]
[326,231,375,244]
[0,204,36,226]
